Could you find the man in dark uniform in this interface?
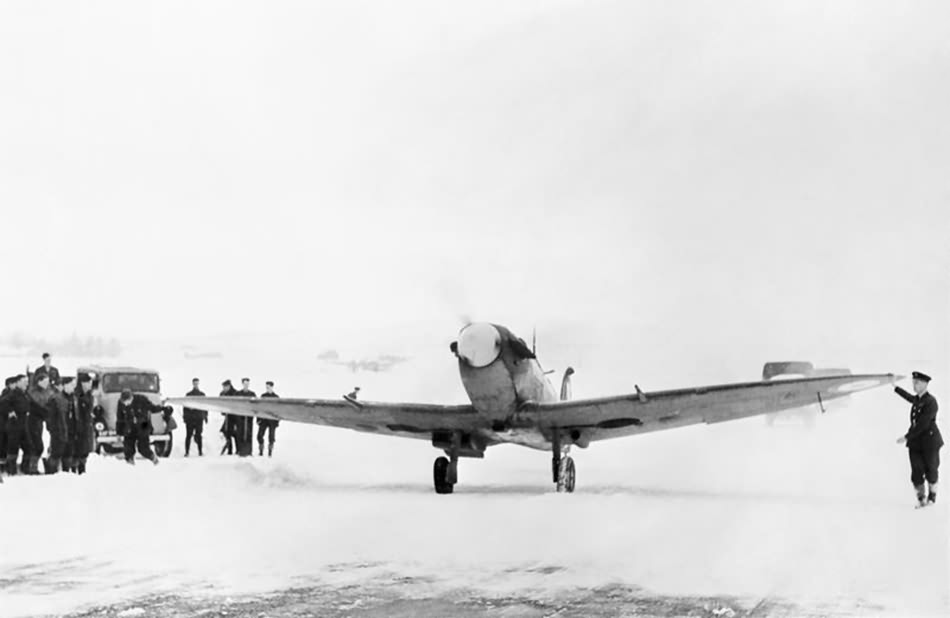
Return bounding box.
[33,352,60,387]
[183,378,208,456]
[117,388,162,465]
[68,373,96,474]
[234,378,256,456]
[896,371,943,507]
[5,375,32,475]
[0,376,15,466]
[256,380,280,457]
[59,377,77,472]
[43,377,70,474]
[219,379,238,455]
[26,373,54,474]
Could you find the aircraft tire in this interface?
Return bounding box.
[556,457,576,493]
[433,456,454,494]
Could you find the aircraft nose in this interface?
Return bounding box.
[456,323,502,368]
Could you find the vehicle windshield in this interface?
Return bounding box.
[101,373,160,394]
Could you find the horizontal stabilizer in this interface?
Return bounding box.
[809,368,852,377]
[763,362,852,381]
[763,361,814,381]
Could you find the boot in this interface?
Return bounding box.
[915,484,928,508]
[77,459,86,475]
[258,441,264,456]
[5,455,17,476]
[268,442,274,457]
[46,458,61,475]
[928,483,937,504]
[28,456,40,475]
[63,458,74,473]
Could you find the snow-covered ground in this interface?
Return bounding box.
[1,338,947,617]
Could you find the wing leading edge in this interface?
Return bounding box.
[166,396,480,441]
[517,373,900,444]
[169,373,898,448]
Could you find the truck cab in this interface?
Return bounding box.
[79,365,175,457]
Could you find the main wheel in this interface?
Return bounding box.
[556,456,576,493]
[433,456,454,494]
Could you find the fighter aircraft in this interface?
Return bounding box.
[169,322,900,494]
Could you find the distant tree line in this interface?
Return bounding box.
[0,332,122,358]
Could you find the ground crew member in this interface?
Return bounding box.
[5,375,32,475]
[33,352,60,387]
[117,389,161,464]
[219,379,237,455]
[235,378,256,456]
[0,376,15,466]
[59,377,77,472]
[257,380,280,457]
[896,371,943,507]
[25,374,55,474]
[68,373,96,474]
[43,377,70,474]
[183,377,208,456]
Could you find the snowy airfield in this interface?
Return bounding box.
[1,333,947,618]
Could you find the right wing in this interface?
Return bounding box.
[166,396,480,442]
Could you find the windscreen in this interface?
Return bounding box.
[101,373,160,394]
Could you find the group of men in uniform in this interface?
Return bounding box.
[181,377,279,458]
[0,354,96,477]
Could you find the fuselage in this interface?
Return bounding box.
[452,323,561,449]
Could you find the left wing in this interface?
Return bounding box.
[516,373,900,445]
[166,396,480,441]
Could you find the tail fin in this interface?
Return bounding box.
[560,367,574,401]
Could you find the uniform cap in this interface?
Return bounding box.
[60,376,75,385]
[42,352,50,360]
[78,372,92,382]
[241,377,250,383]
[265,381,274,387]
[221,379,232,386]
[4,376,16,386]
[912,371,932,383]
[192,377,200,382]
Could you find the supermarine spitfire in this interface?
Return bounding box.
[170,322,899,494]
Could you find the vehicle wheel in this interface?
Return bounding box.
[152,433,173,458]
[556,456,576,493]
[433,456,454,494]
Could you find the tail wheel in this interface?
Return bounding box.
[433,456,454,494]
[556,456,576,493]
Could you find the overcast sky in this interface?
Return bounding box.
[0,1,947,376]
